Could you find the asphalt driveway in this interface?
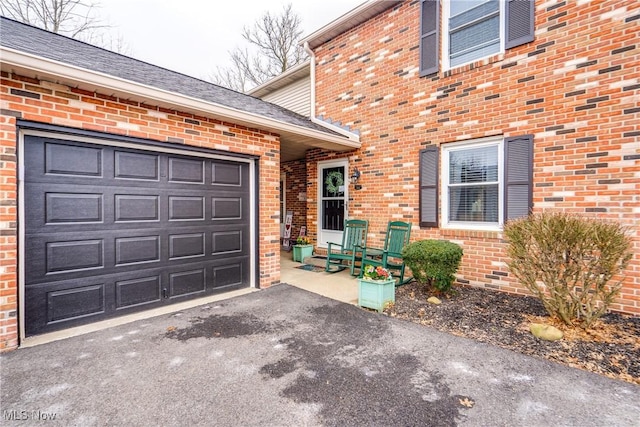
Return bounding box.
[1,284,638,426]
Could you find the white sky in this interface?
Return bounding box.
[100,0,364,80]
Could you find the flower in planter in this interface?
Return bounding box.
[362,265,391,281]
[296,236,310,246]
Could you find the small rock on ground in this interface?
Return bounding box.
[530,323,564,341]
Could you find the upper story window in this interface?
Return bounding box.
[419,0,535,77]
[446,0,502,69]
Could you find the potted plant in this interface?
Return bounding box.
[358,265,395,312]
[292,236,313,262]
[296,236,310,246]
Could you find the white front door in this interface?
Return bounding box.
[318,160,348,248]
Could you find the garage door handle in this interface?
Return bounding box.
[162,288,168,299]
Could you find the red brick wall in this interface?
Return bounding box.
[0,110,18,350]
[311,0,640,314]
[0,71,283,350]
[281,159,308,242]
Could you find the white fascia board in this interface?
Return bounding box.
[300,0,375,46]
[1,47,360,148]
[300,0,402,49]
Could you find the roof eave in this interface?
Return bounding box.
[300,0,403,50]
[1,47,360,152]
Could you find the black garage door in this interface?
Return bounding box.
[24,135,252,336]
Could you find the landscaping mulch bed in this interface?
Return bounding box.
[384,282,640,385]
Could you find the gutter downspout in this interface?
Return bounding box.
[304,42,317,119]
[304,41,360,142]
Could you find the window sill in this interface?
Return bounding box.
[443,53,505,78]
[440,227,503,241]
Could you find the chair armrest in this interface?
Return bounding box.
[327,242,344,252]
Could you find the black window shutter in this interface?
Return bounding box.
[505,0,535,49]
[419,0,439,76]
[419,145,439,227]
[504,135,533,222]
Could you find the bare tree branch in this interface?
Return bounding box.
[1,0,130,54]
[2,0,104,37]
[210,3,307,92]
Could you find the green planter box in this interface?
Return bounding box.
[292,245,313,262]
[358,278,395,312]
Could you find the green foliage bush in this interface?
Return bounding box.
[504,212,632,327]
[402,240,463,293]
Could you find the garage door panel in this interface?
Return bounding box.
[25,229,197,283]
[25,253,250,334]
[115,235,161,266]
[169,269,206,298]
[45,192,103,224]
[28,224,249,279]
[26,232,109,283]
[116,275,161,309]
[26,274,134,334]
[47,284,106,323]
[168,196,205,221]
[24,135,252,336]
[211,197,242,219]
[168,233,205,259]
[29,186,247,231]
[211,162,242,186]
[213,263,243,289]
[25,278,109,334]
[46,239,104,273]
[114,150,159,181]
[25,184,106,230]
[24,138,102,181]
[114,194,160,222]
[212,230,243,255]
[26,138,250,192]
[25,224,250,286]
[45,141,103,177]
[168,157,205,184]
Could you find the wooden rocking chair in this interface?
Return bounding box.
[325,219,369,275]
[359,221,412,285]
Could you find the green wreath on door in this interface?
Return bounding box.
[325,171,344,195]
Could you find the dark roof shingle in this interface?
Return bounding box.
[0,16,336,135]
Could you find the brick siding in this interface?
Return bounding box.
[310,0,640,314]
[0,71,282,350]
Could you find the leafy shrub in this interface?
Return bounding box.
[402,240,463,293]
[504,212,632,327]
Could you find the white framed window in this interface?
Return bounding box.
[441,137,503,230]
[420,134,532,229]
[443,0,505,70]
[420,0,534,76]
